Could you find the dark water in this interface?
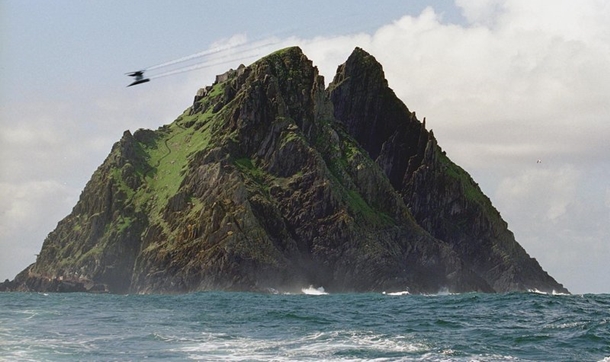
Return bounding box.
[1,290,608,361]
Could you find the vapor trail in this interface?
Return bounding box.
[130,14,366,83]
[144,27,296,72]
[145,40,250,71]
[149,53,261,79]
[147,38,282,79]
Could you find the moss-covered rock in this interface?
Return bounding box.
[5,46,566,294]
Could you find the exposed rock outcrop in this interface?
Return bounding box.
[3,47,567,294]
[329,47,567,293]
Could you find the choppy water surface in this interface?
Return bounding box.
[1,291,608,361]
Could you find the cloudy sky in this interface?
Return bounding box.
[1,1,608,294]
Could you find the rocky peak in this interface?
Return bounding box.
[330,48,567,294]
[2,47,567,294]
[329,48,426,190]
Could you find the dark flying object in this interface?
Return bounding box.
[126,70,150,87]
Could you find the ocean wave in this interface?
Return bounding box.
[528,288,571,296]
[382,290,410,296]
[1,292,608,361]
[301,285,328,295]
[178,330,430,361]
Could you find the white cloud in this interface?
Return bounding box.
[495,166,575,221]
[0,180,77,280]
[455,0,505,26]
[306,2,610,175]
[492,164,609,293]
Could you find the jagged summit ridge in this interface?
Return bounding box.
[2,46,567,294]
[329,48,566,293]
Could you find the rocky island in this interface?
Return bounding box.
[1,47,568,294]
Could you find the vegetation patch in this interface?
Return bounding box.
[234,157,272,194]
[345,189,393,227]
[437,148,493,211]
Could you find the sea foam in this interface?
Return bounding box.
[301,286,328,295]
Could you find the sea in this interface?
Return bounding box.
[1,289,608,361]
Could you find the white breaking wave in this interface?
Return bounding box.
[528,289,571,296]
[179,330,430,361]
[528,288,547,294]
[436,287,453,295]
[301,286,328,295]
[383,291,410,296]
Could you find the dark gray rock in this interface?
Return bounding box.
[329,47,567,294]
[5,47,566,294]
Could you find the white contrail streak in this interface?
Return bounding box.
[145,40,248,71]
[147,38,283,79]
[144,28,294,72]
[129,15,366,83]
[149,53,262,79]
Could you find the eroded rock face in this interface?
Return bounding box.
[4,46,567,294]
[329,47,567,294]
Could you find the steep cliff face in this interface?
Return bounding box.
[329,48,567,293]
[4,46,566,294]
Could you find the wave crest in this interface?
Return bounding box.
[301,286,328,295]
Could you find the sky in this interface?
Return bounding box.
[1,0,608,294]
